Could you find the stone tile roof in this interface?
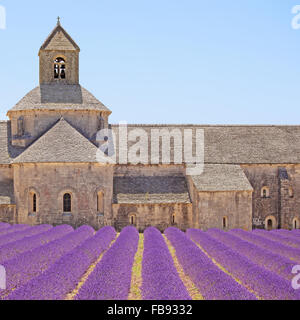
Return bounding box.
[191,164,253,192]
[40,23,80,52]
[0,180,15,205]
[113,176,191,204]
[13,118,99,164]
[111,124,300,164]
[8,85,111,113]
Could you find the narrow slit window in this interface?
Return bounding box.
[33,194,37,213]
[223,217,228,229]
[172,214,176,224]
[130,215,136,225]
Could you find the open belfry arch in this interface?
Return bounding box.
[0,19,300,231]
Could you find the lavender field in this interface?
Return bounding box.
[0,222,300,300]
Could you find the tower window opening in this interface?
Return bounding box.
[54,57,66,79]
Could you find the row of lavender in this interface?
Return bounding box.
[1,222,300,300]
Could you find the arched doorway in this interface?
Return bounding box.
[267,219,273,231]
[265,216,276,231]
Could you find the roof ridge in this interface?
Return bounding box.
[110,124,300,127]
[39,23,80,52]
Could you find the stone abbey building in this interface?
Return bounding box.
[0,21,300,232]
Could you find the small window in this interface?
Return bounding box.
[54,57,66,80]
[33,194,37,213]
[97,191,104,214]
[129,215,136,225]
[223,217,228,229]
[172,214,176,225]
[63,193,72,213]
[289,187,294,198]
[261,187,270,199]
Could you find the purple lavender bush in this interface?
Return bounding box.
[271,229,300,241]
[253,229,300,248]
[207,229,296,281]
[0,225,73,264]
[8,226,116,300]
[188,229,300,300]
[0,225,94,299]
[0,223,10,230]
[230,229,300,262]
[165,227,256,300]
[0,224,31,237]
[0,224,52,248]
[141,227,191,300]
[75,226,139,300]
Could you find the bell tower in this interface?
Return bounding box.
[39,18,80,85]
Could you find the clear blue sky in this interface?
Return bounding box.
[0,0,300,124]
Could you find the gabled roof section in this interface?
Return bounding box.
[191,164,253,192]
[113,176,191,204]
[39,22,80,52]
[7,85,111,114]
[13,118,100,164]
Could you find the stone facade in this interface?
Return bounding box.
[0,22,299,232]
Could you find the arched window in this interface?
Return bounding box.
[129,215,136,226]
[172,214,176,225]
[32,194,37,213]
[54,57,66,79]
[17,117,24,137]
[97,191,104,214]
[289,187,294,198]
[223,217,228,229]
[63,193,72,213]
[261,187,270,199]
[292,218,300,230]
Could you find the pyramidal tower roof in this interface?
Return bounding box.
[39,18,80,52]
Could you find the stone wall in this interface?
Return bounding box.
[13,163,114,230]
[112,203,192,232]
[196,191,253,231]
[242,164,300,230]
[279,165,300,229]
